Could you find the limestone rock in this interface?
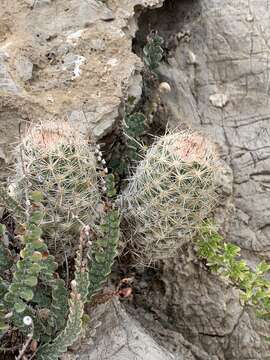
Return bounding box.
[0,0,165,181]
[63,299,177,360]
[132,1,270,359]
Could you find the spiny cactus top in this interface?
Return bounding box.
[122,130,220,266]
[13,121,102,262]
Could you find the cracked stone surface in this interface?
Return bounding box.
[130,251,270,359]
[131,0,270,359]
[63,299,176,360]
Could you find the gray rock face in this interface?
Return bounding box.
[63,300,176,360]
[0,0,150,179]
[155,0,270,258]
[132,0,270,359]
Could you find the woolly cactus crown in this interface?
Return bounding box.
[122,130,220,265]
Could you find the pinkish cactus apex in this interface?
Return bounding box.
[121,130,221,266]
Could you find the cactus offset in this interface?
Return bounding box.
[122,130,220,265]
[13,122,102,262]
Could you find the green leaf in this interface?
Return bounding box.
[256,261,270,275]
[14,301,27,313]
[20,288,34,301]
[50,279,69,331]
[29,191,44,203]
[0,322,9,331]
[0,242,13,271]
[29,263,42,275]
[31,252,43,262]
[30,211,44,225]
[4,292,14,303]
[0,224,6,236]
[24,276,38,287]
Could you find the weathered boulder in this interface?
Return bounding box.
[63,299,177,360]
[0,0,164,178]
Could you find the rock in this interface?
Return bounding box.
[209,93,229,108]
[0,52,21,94]
[127,72,143,108]
[132,1,270,359]
[15,57,33,81]
[158,81,171,93]
[0,0,162,177]
[63,299,177,360]
[62,53,86,80]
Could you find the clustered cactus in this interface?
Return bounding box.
[2,115,269,359]
[122,130,220,265]
[12,122,102,262]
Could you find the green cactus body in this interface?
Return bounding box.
[122,131,220,265]
[14,122,102,261]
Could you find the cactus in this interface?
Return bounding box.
[122,130,220,265]
[143,32,164,71]
[0,120,121,357]
[13,121,102,262]
[35,175,119,359]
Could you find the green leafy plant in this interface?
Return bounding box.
[197,220,270,318]
[124,112,145,161]
[1,192,68,343]
[108,112,146,179]
[36,175,120,359]
[143,32,164,71]
[36,226,89,359]
[87,208,120,300]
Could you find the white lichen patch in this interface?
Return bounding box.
[66,30,85,45]
[209,93,229,108]
[72,55,86,79]
[107,58,119,67]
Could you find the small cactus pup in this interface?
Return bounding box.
[121,130,221,266]
[13,121,102,261]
